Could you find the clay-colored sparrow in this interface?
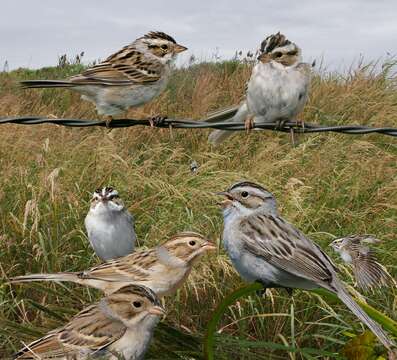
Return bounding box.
[208,32,312,145]
[330,235,396,292]
[10,232,215,297]
[85,187,136,260]
[21,31,187,123]
[14,284,164,359]
[217,181,395,349]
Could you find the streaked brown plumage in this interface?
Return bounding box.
[14,284,164,359]
[20,31,187,118]
[218,181,395,350]
[330,235,396,292]
[10,232,215,297]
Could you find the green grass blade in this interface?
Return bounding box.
[205,284,397,359]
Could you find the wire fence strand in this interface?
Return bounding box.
[1,116,397,137]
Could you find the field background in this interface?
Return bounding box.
[0,57,396,359]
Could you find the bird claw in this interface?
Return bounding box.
[255,280,268,298]
[256,287,267,298]
[149,116,167,127]
[285,288,294,297]
[296,119,305,131]
[105,116,114,129]
[244,115,255,133]
[275,119,288,130]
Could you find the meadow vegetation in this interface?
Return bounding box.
[0,56,396,359]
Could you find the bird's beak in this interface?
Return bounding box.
[202,240,216,251]
[149,305,166,316]
[257,52,271,63]
[174,44,188,53]
[215,191,234,208]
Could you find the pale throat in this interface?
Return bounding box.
[223,202,254,222]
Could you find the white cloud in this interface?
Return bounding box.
[1,0,396,70]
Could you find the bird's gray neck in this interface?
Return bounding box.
[223,201,279,223]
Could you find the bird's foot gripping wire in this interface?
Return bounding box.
[105,116,114,128]
[244,115,255,133]
[274,118,289,130]
[149,115,167,127]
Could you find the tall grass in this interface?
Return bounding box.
[0,57,396,359]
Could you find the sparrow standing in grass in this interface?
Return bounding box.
[21,31,187,125]
[14,284,164,360]
[217,181,395,350]
[85,187,136,261]
[330,235,396,292]
[208,32,312,145]
[10,232,215,297]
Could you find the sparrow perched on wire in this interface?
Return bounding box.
[330,235,396,292]
[84,187,136,261]
[14,284,164,360]
[10,232,215,297]
[208,32,312,145]
[216,181,395,350]
[20,31,187,125]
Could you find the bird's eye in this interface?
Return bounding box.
[189,240,196,246]
[274,52,282,58]
[133,301,142,308]
[160,44,168,50]
[241,191,249,198]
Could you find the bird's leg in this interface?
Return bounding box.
[296,118,305,131]
[149,115,167,128]
[255,280,268,297]
[290,128,296,147]
[284,288,294,297]
[255,280,294,298]
[105,115,113,129]
[275,118,288,130]
[244,114,255,133]
[289,118,305,146]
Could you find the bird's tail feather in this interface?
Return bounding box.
[204,104,241,123]
[9,272,79,284]
[334,280,395,350]
[208,103,249,146]
[20,80,74,89]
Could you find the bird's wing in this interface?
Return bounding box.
[69,45,162,85]
[240,214,337,285]
[15,305,125,358]
[124,208,135,227]
[290,62,311,115]
[84,249,157,281]
[60,304,125,350]
[15,331,77,359]
[346,236,394,290]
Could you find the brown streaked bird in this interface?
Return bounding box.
[330,235,396,292]
[14,284,164,360]
[217,181,395,350]
[20,31,187,125]
[10,232,215,297]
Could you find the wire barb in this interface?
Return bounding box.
[0,116,396,137]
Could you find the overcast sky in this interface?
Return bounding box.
[1,0,396,71]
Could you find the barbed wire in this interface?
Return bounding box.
[0,116,397,137]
